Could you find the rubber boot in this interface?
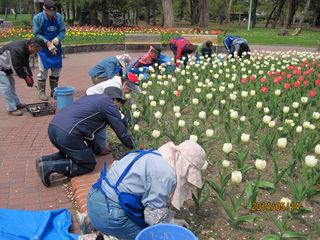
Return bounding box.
[35,152,66,176]
[49,76,59,97]
[38,79,48,101]
[37,159,72,187]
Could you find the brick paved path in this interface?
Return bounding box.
[0,46,317,232]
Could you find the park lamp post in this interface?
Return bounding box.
[247,0,253,31]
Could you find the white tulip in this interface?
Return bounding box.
[264,107,270,114]
[154,111,162,119]
[230,110,238,119]
[178,120,185,127]
[206,93,213,100]
[193,121,200,127]
[186,79,191,84]
[256,102,263,109]
[178,85,184,91]
[175,112,181,118]
[315,144,320,155]
[296,126,302,133]
[206,129,214,137]
[220,99,226,105]
[241,91,248,98]
[292,102,299,109]
[173,106,180,113]
[240,116,246,122]
[131,104,137,110]
[133,111,140,118]
[228,83,234,89]
[199,111,206,119]
[213,109,220,116]
[201,161,208,170]
[250,90,256,96]
[125,94,131,99]
[159,100,165,106]
[189,135,198,142]
[161,90,165,95]
[277,138,287,149]
[255,159,266,171]
[219,86,226,92]
[263,115,272,124]
[163,81,169,86]
[150,101,157,107]
[305,155,318,168]
[148,95,154,101]
[309,124,316,130]
[195,88,201,93]
[268,121,276,128]
[313,112,320,120]
[241,133,250,143]
[280,197,292,206]
[192,98,199,105]
[283,106,290,113]
[142,82,148,89]
[301,97,308,104]
[133,124,140,131]
[231,171,242,184]
[230,94,237,101]
[275,89,281,96]
[152,130,160,138]
[223,143,233,154]
[222,160,230,168]
[303,121,310,129]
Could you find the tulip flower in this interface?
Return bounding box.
[173,106,180,113]
[280,197,292,206]
[133,124,140,131]
[133,111,140,118]
[223,143,233,154]
[152,130,160,138]
[198,111,206,119]
[154,111,162,119]
[241,133,250,143]
[178,120,185,127]
[305,155,318,168]
[131,104,137,110]
[263,115,272,124]
[231,171,242,184]
[315,144,320,155]
[175,112,181,118]
[189,135,198,142]
[277,138,287,149]
[255,159,266,171]
[206,129,214,137]
[222,160,230,168]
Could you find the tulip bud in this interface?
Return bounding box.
[305,155,318,168]
[192,98,199,105]
[199,111,206,119]
[223,143,233,154]
[255,159,266,170]
[152,130,160,138]
[303,121,310,129]
[263,115,272,124]
[292,102,299,109]
[206,129,214,137]
[175,112,181,118]
[150,101,157,107]
[222,160,230,168]
[154,111,162,119]
[131,104,137,110]
[241,133,250,143]
[173,106,180,113]
[277,138,287,149]
[256,102,263,109]
[296,126,302,133]
[231,171,242,184]
[159,100,165,106]
[133,111,140,118]
[315,144,320,155]
[213,109,220,116]
[274,89,281,96]
[193,121,200,127]
[283,106,290,113]
[268,121,276,128]
[178,120,185,127]
[189,135,198,142]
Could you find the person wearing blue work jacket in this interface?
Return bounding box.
[88,54,131,85]
[85,140,208,240]
[223,35,251,59]
[33,0,66,101]
[36,87,135,187]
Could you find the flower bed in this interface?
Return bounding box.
[120,51,320,239]
[0,26,223,45]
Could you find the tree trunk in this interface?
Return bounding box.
[226,0,233,23]
[287,0,297,27]
[282,0,294,30]
[145,2,150,25]
[72,0,76,21]
[312,9,320,26]
[66,0,70,22]
[199,0,208,27]
[190,0,200,25]
[178,0,186,20]
[271,0,286,28]
[252,0,258,27]
[265,4,277,28]
[152,7,156,25]
[162,0,175,27]
[89,10,97,26]
[293,0,311,35]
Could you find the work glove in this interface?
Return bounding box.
[52,37,59,46]
[24,75,34,87]
[47,41,57,55]
[170,218,190,228]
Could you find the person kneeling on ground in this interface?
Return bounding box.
[0,38,45,116]
[132,45,162,69]
[88,54,131,85]
[195,40,213,62]
[36,87,134,187]
[169,37,194,67]
[86,140,207,240]
[223,35,251,59]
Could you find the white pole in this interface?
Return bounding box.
[247,0,253,31]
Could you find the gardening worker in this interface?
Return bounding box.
[88,54,131,85]
[0,38,45,116]
[86,73,141,155]
[86,140,207,240]
[223,35,251,59]
[132,45,162,69]
[195,40,213,62]
[36,87,135,187]
[33,0,66,101]
[169,37,194,67]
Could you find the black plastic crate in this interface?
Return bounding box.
[27,102,55,117]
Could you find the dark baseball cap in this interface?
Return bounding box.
[104,87,126,104]
[44,0,57,10]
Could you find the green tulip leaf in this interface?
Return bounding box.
[257,181,275,191]
[282,231,308,238]
[260,235,280,240]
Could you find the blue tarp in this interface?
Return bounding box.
[0,208,79,240]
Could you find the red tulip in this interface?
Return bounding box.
[284,83,291,90]
[303,81,309,87]
[315,80,320,86]
[293,81,300,88]
[175,90,181,97]
[261,86,268,93]
[250,75,256,81]
[287,74,292,79]
[309,90,317,97]
[260,77,266,83]
[241,78,247,85]
[298,76,304,82]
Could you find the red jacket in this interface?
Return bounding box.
[169,38,191,63]
[133,46,160,68]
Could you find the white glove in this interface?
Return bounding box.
[47,41,57,55]
[170,218,190,228]
[52,37,59,46]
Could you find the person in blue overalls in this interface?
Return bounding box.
[33,0,66,101]
[195,40,213,62]
[223,35,251,59]
[88,54,132,85]
[85,140,207,240]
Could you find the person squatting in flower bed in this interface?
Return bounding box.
[82,140,207,240]
[89,53,131,85]
[169,37,195,66]
[132,45,162,69]
[36,87,135,187]
[195,40,213,62]
[223,35,251,59]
